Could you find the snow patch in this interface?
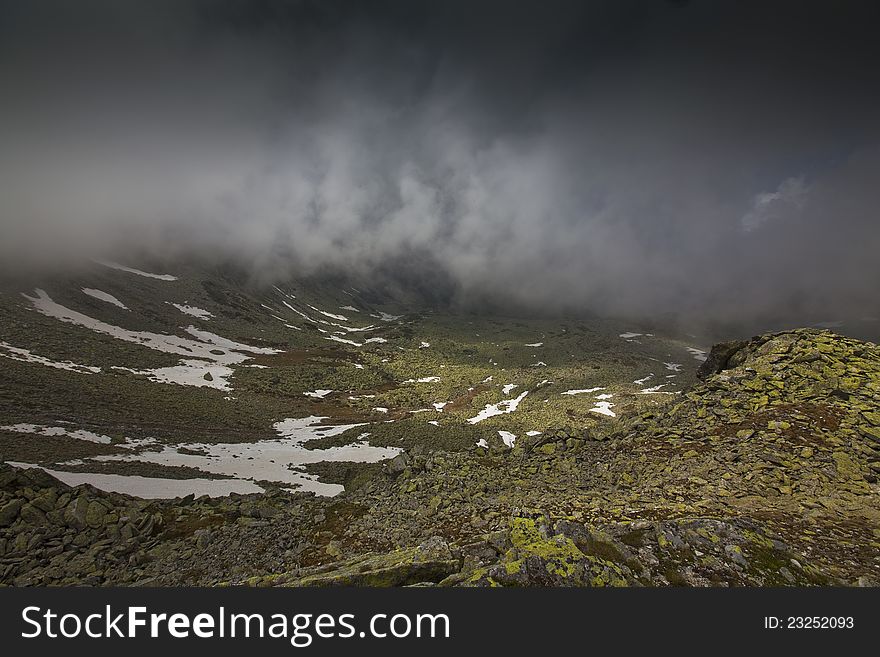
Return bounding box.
[6,464,263,498]
[95,261,177,281]
[402,376,440,384]
[498,431,517,447]
[24,290,277,366]
[639,384,673,394]
[589,401,616,417]
[0,341,101,374]
[304,389,333,399]
[1,424,112,444]
[85,416,399,496]
[282,300,312,321]
[370,311,402,322]
[82,288,128,310]
[561,387,605,395]
[686,347,708,362]
[113,360,234,391]
[170,303,214,320]
[467,390,529,424]
[325,335,362,347]
[308,305,349,321]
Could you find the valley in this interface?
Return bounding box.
[0,261,707,499]
[1,262,878,586]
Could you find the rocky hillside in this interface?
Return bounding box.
[0,260,710,498]
[1,328,878,586]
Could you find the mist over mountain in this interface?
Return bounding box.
[4,2,880,595]
[1,0,878,331]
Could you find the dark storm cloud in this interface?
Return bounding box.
[1,0,878,328]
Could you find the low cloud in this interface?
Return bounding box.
[0,1,878,331]
[741,177,808,233]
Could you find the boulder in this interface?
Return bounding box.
[697,339,748,379]
[63,496,90,530]
[0,499,25,527]
[85,501,108,528]
[383,452,411,476]
[19,503,48,526]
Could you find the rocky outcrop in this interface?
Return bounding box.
[0,466,166,585]
[696,339,749,379]
[245,512,835,588]
[448,513,834,587]
[0,464,315,586]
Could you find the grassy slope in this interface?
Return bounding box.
[0,262,704,481]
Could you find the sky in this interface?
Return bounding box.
[0,0,878,330]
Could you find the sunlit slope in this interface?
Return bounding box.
[1,260,708,497]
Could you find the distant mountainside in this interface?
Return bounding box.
[0,259,710,498]
[2,325,877,586]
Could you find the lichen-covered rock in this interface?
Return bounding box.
[243,536,460,587]
[0,498,25,527]
[64,496,90,530]
[457,516,630,587]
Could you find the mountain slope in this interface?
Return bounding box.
[1,327,877,585]
[1,260,709,499]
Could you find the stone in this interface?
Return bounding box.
[383,452,411,476]
[31,490,58,513]
[85,501,108,528]
[64,497,90,530]
[0,499,25,527]
[859,425,880,444]
[19,503,48,526]
[195,530,212,549]
[697,340,748,380]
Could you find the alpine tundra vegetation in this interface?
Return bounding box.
[0,264,878,586]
